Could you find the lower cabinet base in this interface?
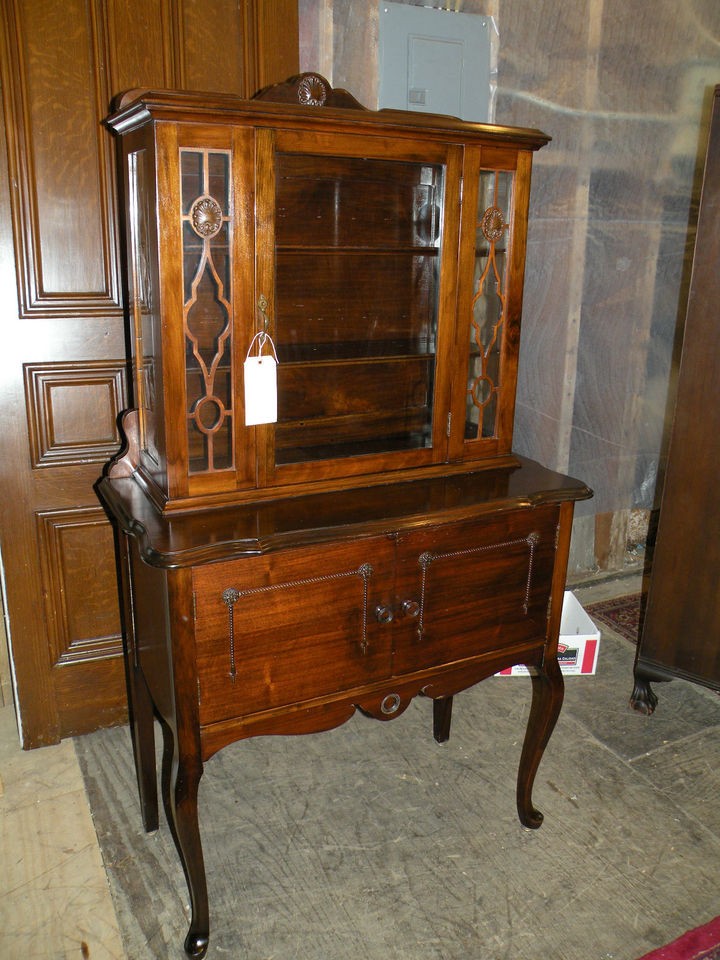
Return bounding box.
[103,465,588,957]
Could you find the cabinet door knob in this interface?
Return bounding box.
[375,604,394,624]
[401,599,420,618]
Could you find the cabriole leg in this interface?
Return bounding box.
[516,657,564,829]
[160,718,209,959]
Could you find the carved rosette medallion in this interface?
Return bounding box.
[480,205,506,243]
[297,74,328,107]
[190,195,223,239]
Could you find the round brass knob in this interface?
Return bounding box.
[401,599,420,618]
[375,604,394,624]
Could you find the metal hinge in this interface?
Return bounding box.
[192,591,197,622]
[197,678,201,705]
[459,176,464,204]
[446,412,452,438]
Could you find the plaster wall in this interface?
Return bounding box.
[298,0,720,572]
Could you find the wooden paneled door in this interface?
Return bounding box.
[0,0,299,748]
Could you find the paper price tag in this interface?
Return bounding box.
[244,353,277,425]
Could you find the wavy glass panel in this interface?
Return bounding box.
[181,149,233,473]
[273,153,444,465]
[466,169,513,440]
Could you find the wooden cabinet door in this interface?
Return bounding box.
[0,0,298,747]
[448,147,534,463]
[192,537,395,726]
[392,507,559,676]
[254,128,463,487]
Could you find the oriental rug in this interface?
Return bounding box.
[585,592,642,645]
[637,916,720,960]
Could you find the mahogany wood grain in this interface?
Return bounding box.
[392,507,559,675]
[192,537,396,724]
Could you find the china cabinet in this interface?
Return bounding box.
[100,74,591,957]
[631,85,720,713]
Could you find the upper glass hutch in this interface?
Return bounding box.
[107,74,549,512]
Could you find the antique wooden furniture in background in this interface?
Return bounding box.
[631,85,720,713]
[100,74,591,957]
[0,0,298,748]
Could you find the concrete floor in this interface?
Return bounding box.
[3,570,720,959]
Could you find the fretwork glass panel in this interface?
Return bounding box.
[465,169,513,439]
[181,149,233,473]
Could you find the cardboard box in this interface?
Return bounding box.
[496,591,600,677]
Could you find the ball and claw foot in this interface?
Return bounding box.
[519,805,544,830]
[184,930,209,959]
[629,677,658,715]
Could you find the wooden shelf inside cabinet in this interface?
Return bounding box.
[277,339,435,363]
[102,75,587,958]
[276,244,440,253]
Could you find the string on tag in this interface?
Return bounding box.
[245,330,278,363]
[244,331,279,426]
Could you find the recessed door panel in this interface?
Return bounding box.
[393,507,559,675]
[193,537,395,725]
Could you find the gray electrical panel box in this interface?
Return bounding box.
[378,2,491,122]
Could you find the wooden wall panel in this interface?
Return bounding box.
[103,0,176,98]
[243,0,301,93]
[36,508,123,668]
[0,0,299,747]
[2,0,120,316]
[181,0,247,94]
[24,360,127,467]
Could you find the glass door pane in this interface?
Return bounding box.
[272,152,445,467]
[465,169,513,441]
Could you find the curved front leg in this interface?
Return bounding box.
[160,719,209,959]
[516,657,564,829]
